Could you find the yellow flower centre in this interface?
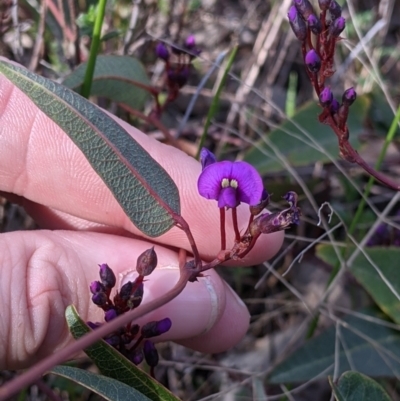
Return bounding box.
[221,178,238,189]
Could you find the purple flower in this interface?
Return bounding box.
[294,0,315,20]
[319,87,333,107]
[329,0,342,20]
[197,160,263,208]
[141,318,172,338]
[329,16,346,37]
[185,35,196,49]
[330,98,340,113]
[143,340,159,367]
[342,87,357,105]
[200,148,217,170]
[288,6,307,42]
[155,42,169,61]
[307,14,322,35]
[305,49,321,73]
[90,280,104,295]
[99,263,116,289]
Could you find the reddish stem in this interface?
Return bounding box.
[231,207,241,242]
[220,207,226,251]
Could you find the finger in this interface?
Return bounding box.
[0,230,249,370]
[0,72,283,264]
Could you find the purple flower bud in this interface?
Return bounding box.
[307,14,322,35]
[155,42,169,61]
[330,98,340,113]
[319,87,333,107]
[329,0,342,20]
[90,280,104,295]
[117,281,144,310]
[200,148,217,170]
[92,292,108,307]
[329,16,345,37]
[104,308,118,322]
[129,348,144,365]
[136,247,157,276]
[185,35,196,49]
[141,318,172,338]
[318,0,331,11]
[105,334,120,347]
[167,66,190,88]
[99,263,116,289]
[87,321,101,330]
[294,0,315,20]
[288,6,307,42]
[305,49,321,73]
[342,87,357,105]
[143,340,159,367]
[249,189,270,216]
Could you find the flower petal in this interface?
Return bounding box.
[218,187,239,208]
[230,162,263,205]
[197,161,234,200]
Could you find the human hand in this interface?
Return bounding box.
[0,66,283,370]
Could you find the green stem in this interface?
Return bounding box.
[307,103,400,339]
[195,45,238,160]
[81,0,108,98]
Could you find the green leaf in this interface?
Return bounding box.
[0,59,180,237]
[268,309,400,383]
[65,305,181,401]
[330,371,392,401]
[62,55,151,111]
[243,96,370,174]
[51,365,152,401]
[317,245,400,324]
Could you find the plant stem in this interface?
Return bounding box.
[80,0,107,98]
[307,103,400,338]
[0,253,192,400]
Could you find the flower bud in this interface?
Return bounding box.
[143,340,159,367]
[92,292,108,307]
[136,247,158,276]
[288,6,307,42]
[342,87,357,105]
[99,263,116,289]
[185,35,196,49]
[117,281,144,310]
[141,318,172,338]
[249,189,270,216]
[318,0,331,11]
[305,49,321,73]
[200,148,217,170]
[87,321,101,330]
[330,98,340,113]
[129,348,144,365]
[104,308,118,322]
[105,335,120,347]
[307,14,322,35]
[90,280,105,295]
[329,0,342,20]
[294,0,315,20]
[167,66,190,87]
[155,42,169,61]
[329,16,345,37]
[283,191,298,207]
[319,87,333,107]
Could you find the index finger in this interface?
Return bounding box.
[0,70,283,264]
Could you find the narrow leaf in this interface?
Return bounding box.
[330,371,392,401]
[63,55,151,111]
[51,365,152,401]
[317,245,400,324]
[0,60,180,237]
[268,309,400,383]
[244,96,370,174]
[65,305,181,401]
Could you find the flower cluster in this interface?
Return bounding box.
[155,35,201,102]
[197,148,301,259]
[88,249,171,374]
[288,0,357,139]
